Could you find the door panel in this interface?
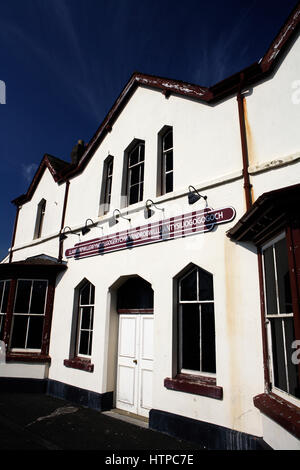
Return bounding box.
[116,314,153,417]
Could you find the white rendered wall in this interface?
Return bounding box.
[243,34,300,171]
[13,168,65,256]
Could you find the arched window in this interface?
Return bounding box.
[33,199,46,239]
[76,281,95,357]
[178,266,216,374]
[100,155,114,215]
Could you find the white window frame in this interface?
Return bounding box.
[127,142,145,206]
[102,156,114,215]
[178,267,216,377]
[10,278,48,352]
[262,232,300,405]
[76,282,95,358]
[33,199,46,239]
[161,128,173,195]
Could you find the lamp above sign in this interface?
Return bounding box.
[65,206,236,260]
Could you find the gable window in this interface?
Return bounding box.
[161,127,173,194]
[262,233,300,399]
[0,280,10,340]
[76,281,95,357]
[127,141,145,206]
[10,279,48,351]
[178,266,216,374]
[100,156,114,215]
[34,198,46,239]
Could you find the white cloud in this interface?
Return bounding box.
[22,163,38,183]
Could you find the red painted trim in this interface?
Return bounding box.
[6,353,51,363]
[41,277,56,356]
[63,357,94,372]
[164,373,223,400]
[237,78,252,211]
[253,392,300,440]
[9,206,20,263]
[117,308,153,314]
[58,180,70,261]
[286,223,300,381]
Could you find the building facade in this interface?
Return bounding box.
[1,3,300,450]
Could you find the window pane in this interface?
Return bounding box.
[139,144,145,162]
[90,284,95,305]
[1,281,10,313]
[130,165,140,185]
[199,270,214,301]
[270,318,288,392]
[0,315,5,340]
[163,130,173,151]
[79,330,89,355]
[10,315,28,348]
[180,269,197,301]
[275,238,292,314]
[201,303,216,373]
[181,304,200,371]
[80,283,90,305]
[14,280,32,313]
[30,280,47,314]
[88,332,93,356]
[284,318,300,398]
[81,307,92,330]
[166,151,173,172]
[165,172,173,193]
[263,247,278,314]
[0,282,3,310]
[129,184,139,205]
[129,147,139,166]
[27,316,44,349]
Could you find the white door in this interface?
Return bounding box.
[116,314,153,417]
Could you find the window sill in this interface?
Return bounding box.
[253,392,300,440]
[63,357,94,373]
[164,373,223,400]
[6,352,51,363]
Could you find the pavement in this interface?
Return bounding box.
[0,391,205,455]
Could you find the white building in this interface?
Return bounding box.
[1,2,300,450]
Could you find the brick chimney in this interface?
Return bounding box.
[70,139,85,165]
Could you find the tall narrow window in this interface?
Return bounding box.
[262,233,299,399]
[178,266,216,374]
[76,281,95,357]
[0,280,10,340]
[34,199,46,239]
[100,156,114,215]
[10,279,48,350]
[127,142,145,205]
[161,128,173,194]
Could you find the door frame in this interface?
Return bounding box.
[116,308,154,417]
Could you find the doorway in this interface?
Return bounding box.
[115,277,154,418]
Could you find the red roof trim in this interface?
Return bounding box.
[12,154,72,206]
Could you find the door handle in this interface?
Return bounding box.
[133,359,138,365]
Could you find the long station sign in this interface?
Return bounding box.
[65,206,236,260]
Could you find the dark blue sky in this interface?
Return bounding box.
[0,0,298,260]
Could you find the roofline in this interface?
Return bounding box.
[12,1,300,206]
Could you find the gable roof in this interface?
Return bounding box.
[12,1,300,206]
[12,154,72,205]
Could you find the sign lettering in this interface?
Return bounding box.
[65,206,236,260]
